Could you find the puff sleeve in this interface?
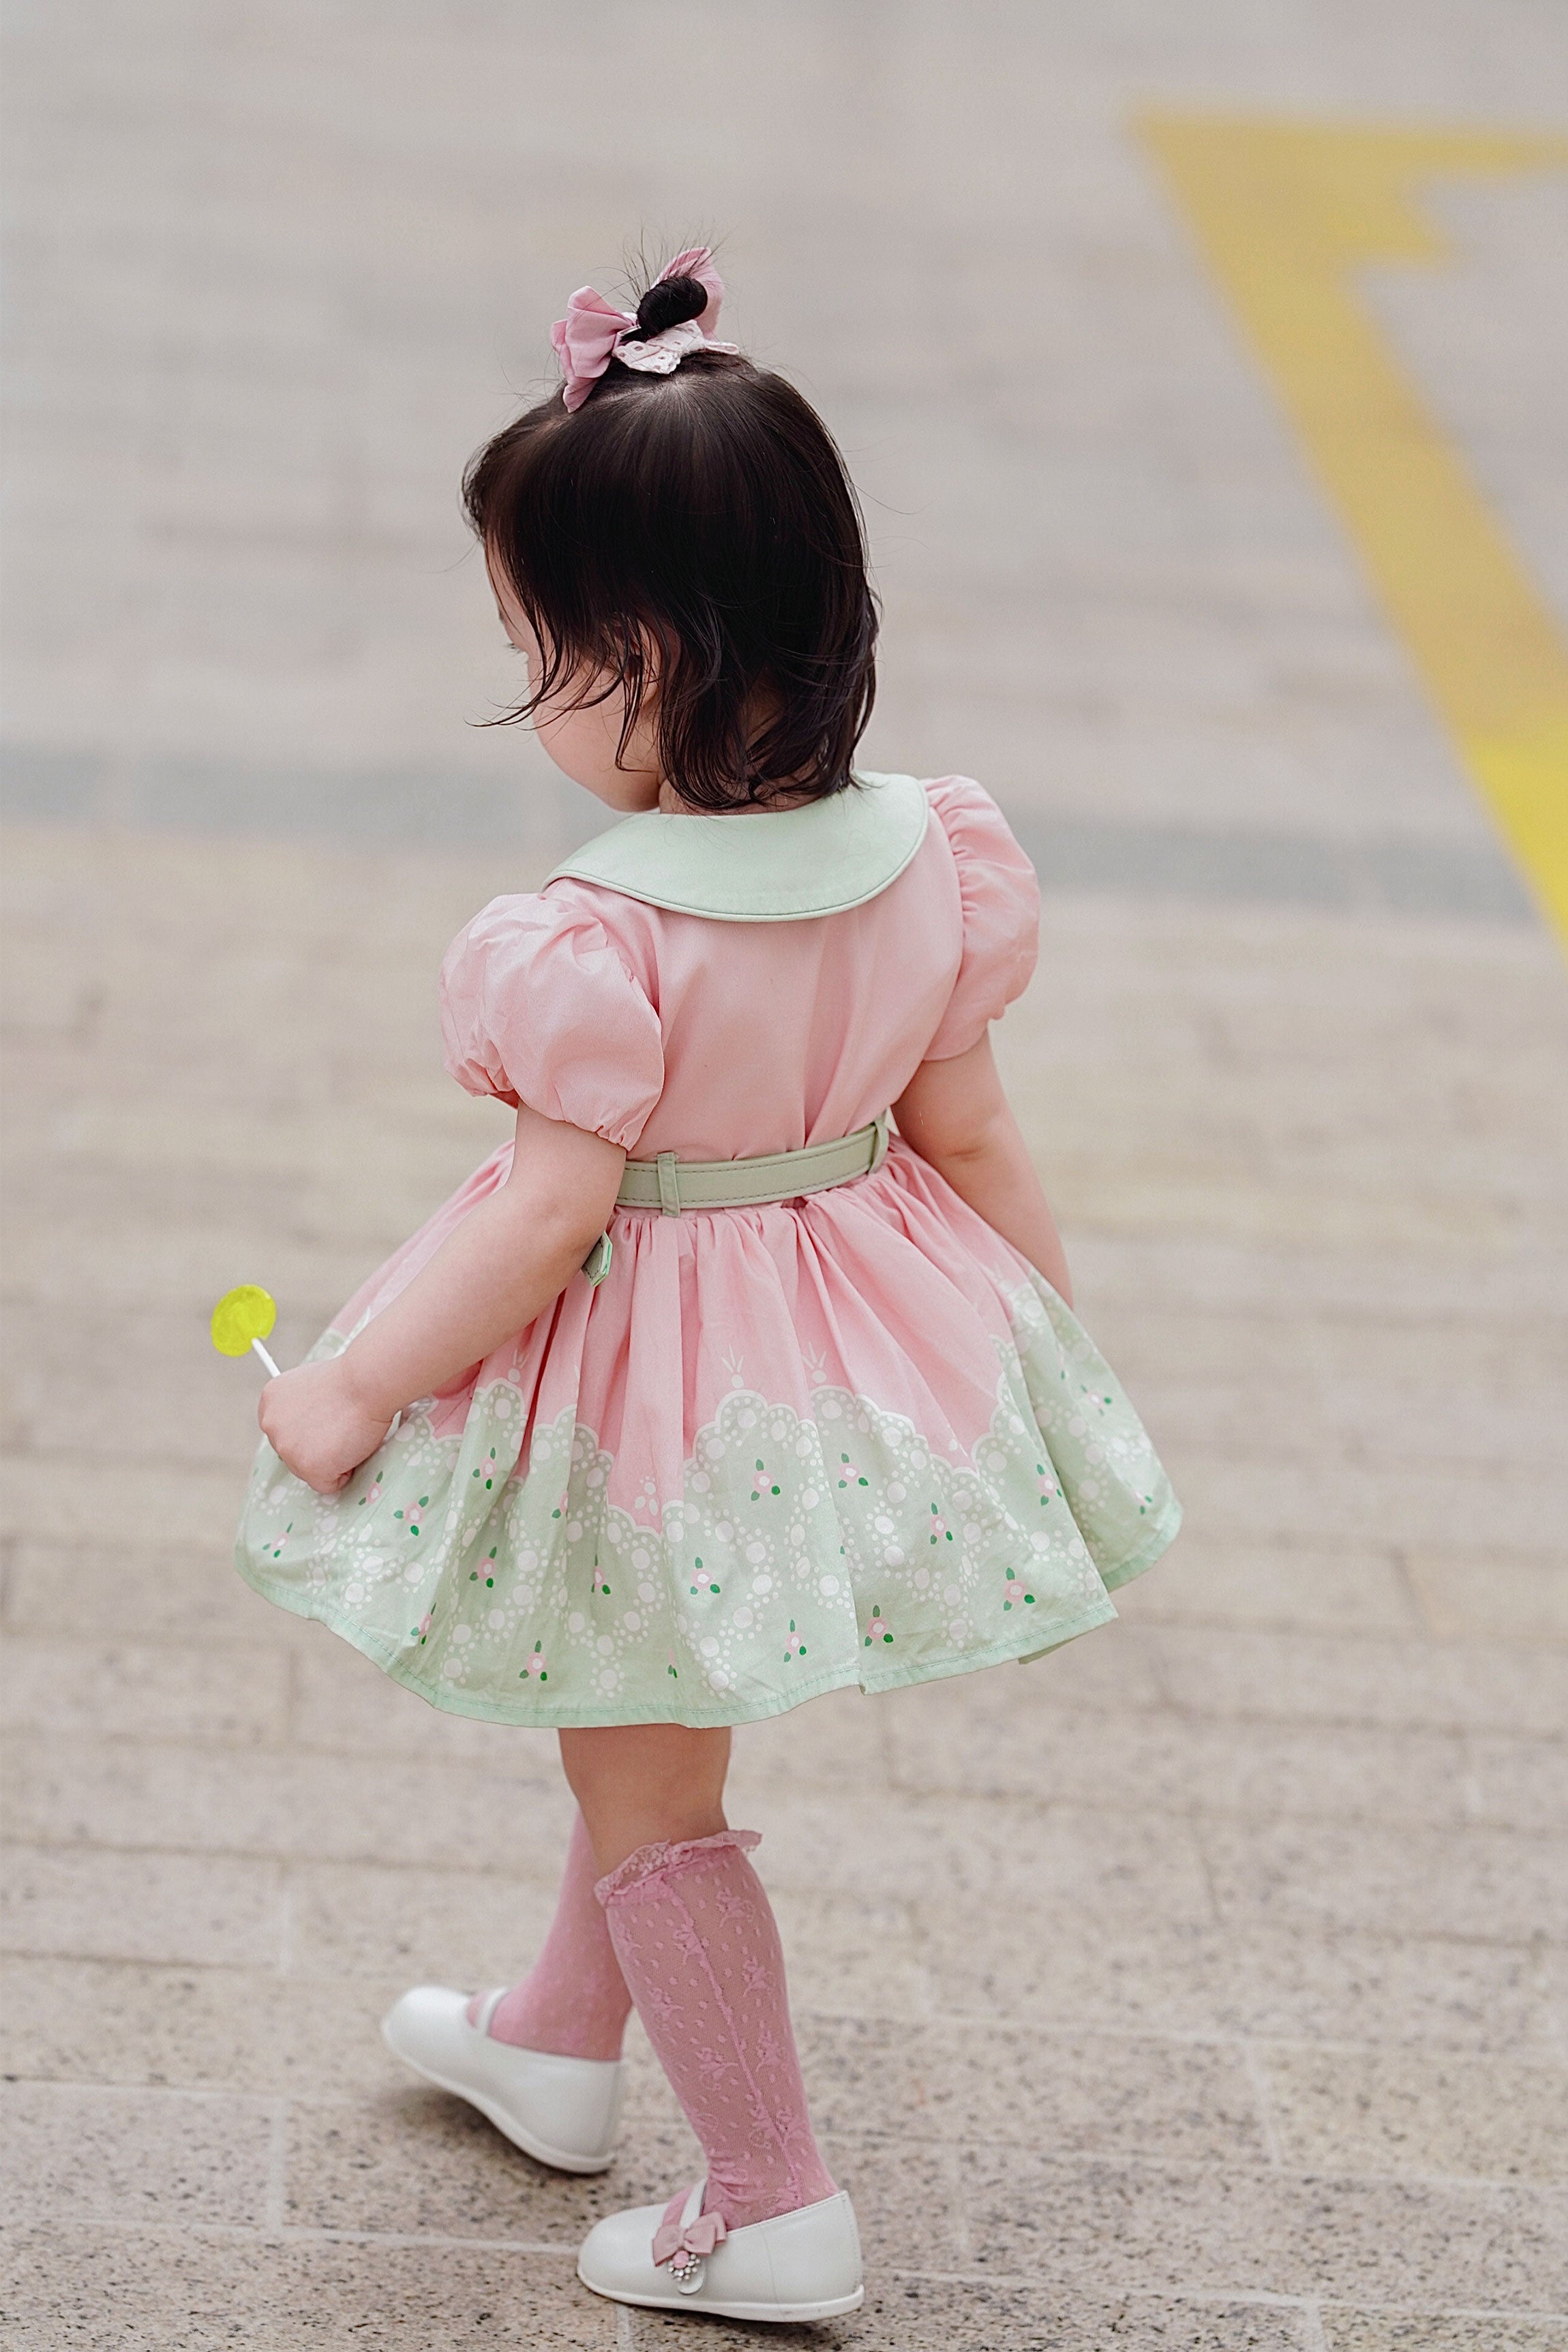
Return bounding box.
[439,892,665,1151]
[922,777,1040,1059]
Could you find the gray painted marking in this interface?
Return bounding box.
[1005,813,1535,922]
[0,742,1535,923]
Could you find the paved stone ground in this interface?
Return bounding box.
[3,5,1566,2348]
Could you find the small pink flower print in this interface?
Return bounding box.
[1005,1582,1027,1606]
[418,1612,434,1637]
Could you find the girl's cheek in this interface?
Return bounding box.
[535,703,588,762]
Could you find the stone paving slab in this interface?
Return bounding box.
[0,1845,288,1970]
[1,2081,280,2229]
[1258,2044,1568,2184]
[957,2151,1567,2308]
[1319,2317,1568,2352]
[628,2289,1319,2352]
[0,2229,614,2351]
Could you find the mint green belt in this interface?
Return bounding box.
[581,1113,890,1284]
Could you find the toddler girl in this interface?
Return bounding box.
[238,247,1180,2324]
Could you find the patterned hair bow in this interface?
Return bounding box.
[550,247,737,412]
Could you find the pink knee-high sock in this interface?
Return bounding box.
[472,1811,633,2061]
[597,1830,836,2233]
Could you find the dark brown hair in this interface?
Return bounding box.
[463,270,878,811]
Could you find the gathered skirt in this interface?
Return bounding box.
[235,1139,1181,1727]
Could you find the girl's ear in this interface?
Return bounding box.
[624,622,666,704]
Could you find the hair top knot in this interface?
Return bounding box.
[634,274,709,342]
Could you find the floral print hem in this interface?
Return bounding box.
[235,1277,1181,1730]
[233,1528,1179,1730]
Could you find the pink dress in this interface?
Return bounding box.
[235,776,1180,1725]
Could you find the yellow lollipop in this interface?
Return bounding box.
[211,1286,282,1377]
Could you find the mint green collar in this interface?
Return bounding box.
[545,771,928,922]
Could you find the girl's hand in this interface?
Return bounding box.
[258,1358,393,1496]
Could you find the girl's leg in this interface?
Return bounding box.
[477,1809,633,2060]
[462,1719,729,2056]
[561,1723,837,2234]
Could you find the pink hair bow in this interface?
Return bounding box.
[550,247,734,412]
[651,2203,727,2290]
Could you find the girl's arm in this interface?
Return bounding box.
[892,1032,1072,1305]
[259,1106,625,1495]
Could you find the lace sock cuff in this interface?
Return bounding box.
[594,1828,762,1908]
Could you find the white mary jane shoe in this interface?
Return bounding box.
[577,2179,864,2321]
[381,1987,624,2174]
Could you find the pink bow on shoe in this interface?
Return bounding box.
[550,247,734,411]
[652,2188,727,2292]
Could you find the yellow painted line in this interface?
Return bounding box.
[1140,117,1568,943]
